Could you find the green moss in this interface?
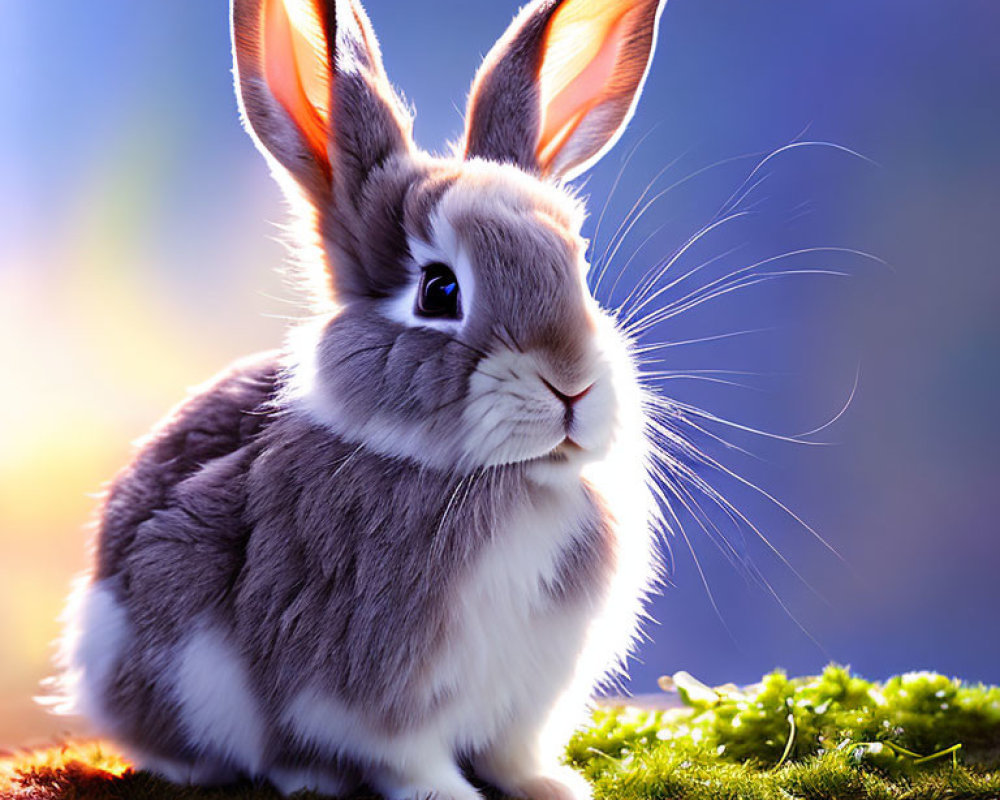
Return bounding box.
[4,667,999,799]
[569,666,1000,800]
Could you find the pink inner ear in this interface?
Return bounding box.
[263,0,330,164]
[537,5,631,170]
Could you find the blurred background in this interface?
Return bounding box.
[2,0,998,748]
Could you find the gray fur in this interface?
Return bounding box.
[463,1,559,175]
[61,0,667,794]
[94,358,612,768]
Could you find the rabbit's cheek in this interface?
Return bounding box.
[462,349,568,467]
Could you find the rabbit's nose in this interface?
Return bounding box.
[541,377,593,407]
[540,375,594,427]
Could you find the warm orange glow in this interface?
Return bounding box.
[0,740,132,785]
[263,0,331,163]
[537,2,632,170]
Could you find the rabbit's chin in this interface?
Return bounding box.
[523,445,605,487]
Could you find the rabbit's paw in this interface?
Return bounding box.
[267,766,359,797]
[373,764,483,800]
[473,741,592,800]
[513,768,593,800]
[134,752,239,787]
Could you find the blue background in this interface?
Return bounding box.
[2,0,998,744]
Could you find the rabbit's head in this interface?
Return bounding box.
[233,0,665,477]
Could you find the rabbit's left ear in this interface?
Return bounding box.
[463,0,666,182]
[232,0,412,199]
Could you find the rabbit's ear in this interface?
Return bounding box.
[232,0,411,198]
[463,0,665,182]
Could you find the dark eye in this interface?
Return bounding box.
[416,262,461,319]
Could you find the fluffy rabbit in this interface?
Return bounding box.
[49,0,666,798]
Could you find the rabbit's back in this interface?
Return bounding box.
[58,353,282,770]
[95,352,283,582]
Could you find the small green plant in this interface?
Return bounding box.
[568,665,1000,799]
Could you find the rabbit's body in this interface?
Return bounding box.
[51,0,669,797]
[67,349,652,797]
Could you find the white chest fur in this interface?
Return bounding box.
[425,480,603,753]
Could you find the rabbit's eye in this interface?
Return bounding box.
[417,262,461,319]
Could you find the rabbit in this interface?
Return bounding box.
[46,0,667,798]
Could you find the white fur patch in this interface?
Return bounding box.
[384,217,477,336]
[282,689,480,799]
[173,624,266,774]
[427,482,602,761]
[39,577,129,735]
[461,341,616,475]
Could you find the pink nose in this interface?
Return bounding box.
[541,376,594,409]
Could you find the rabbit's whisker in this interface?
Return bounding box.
[592,143,687,295]
[716,140,878,221]
[624,252,872,336]
[593,148,770,295]
[613,210,752,326]
[652,403,845,563]
[653,436,831,608]
[608,168,745,300]
[606,223,670,303]
[646,422,826,647]
[642,373,763,391]
[620,242,746,321]
[646,391,829,447]
[588,124,660,277]
[633,328,773,355]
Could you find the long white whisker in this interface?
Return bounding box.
[671,416,846,562]
[604,149,775,272]
[794,363,862,439]
[647,408,759,462]
[652,374,764,391]
[643,368,766,377]
[605,223,671,303]
[622,242,747,319]
[718,140,879,219]
[666,452,833,608]
[648,394,828,446]
[721,171,774,220]
[646,477,681,578]
[618,212,752,324]
[589,126,660,283]
[627,269,851,337]
[649,453,747,562]
[594,149,692,289]
[634,328,774,355]
[656,469,739,640]
[625,244,882,329]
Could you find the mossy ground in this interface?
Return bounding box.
[4,667,999,800]
[571,666,1000,799]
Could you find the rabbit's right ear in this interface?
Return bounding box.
[232,0,412,199]
[463,0,665,182]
